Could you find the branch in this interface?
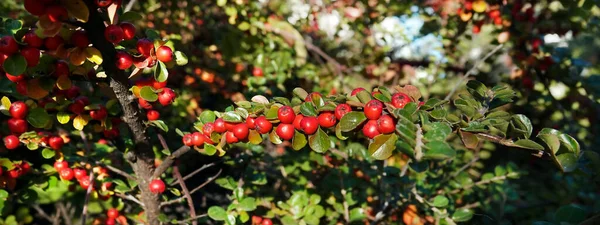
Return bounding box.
[96,161,136,180]
[161,169,222,207]
[174,214,208,224]
[173,165,197,225]
[170,161,220,186]
[441,172,518,195]
[445,44,504,101]
[414,125,424,161]
[80,172,95,225]
[33,205,53,223]
[124,0,137,12]
[338,170,350,223]
[115,193,144,206]
[56,202,72,225]
[474,133,544,157]
[153,132,191,178]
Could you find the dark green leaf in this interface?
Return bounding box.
[554,205,586,224]
[423,141,455,160]
[154,61,169,82]
[452,209,474,222]
[27,108,50,128]
[338,112,367,132]
[513,139,544,151]
[222,111,242,123]
[300,102,317,116]
[292,130,307,150]
[511,114,533,138]
[466,80,487,100]
[308,128,329,153]
[556,153,578,173]
[149,120,168,132]
[120,11,143,21]
[3,54,27,76]
[368,134,398,160]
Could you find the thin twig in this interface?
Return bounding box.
[161,169,222,207]
[115,193,144,206]
[79,130,91,158]
[451,154,480,178]
[174,214,208,224]
[80,172,96,225]
[124,0,137,12]
[170,161,221,186]
[414,125,424,161]
[445,44,504,101]
[96,161,136,180]
[338,170,350,223]
[441,172,518,195]
[173,166,197,225]
[33,205,53,222]
[153,145,191,178]
[56,202,72,225]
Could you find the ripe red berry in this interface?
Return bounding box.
[225,131,239,144]
[156,46,173,63]
[8,169,21,178]
[293,114,304,130]
[90,106,108,120]
[362,120,380,139]
[214,118,227,133]
[232,123,249,140]
[70,30,89,48]
[24,0,47,16]
[95,0,113,7]
[276,124,295,140]
[138,98,153,109]
[3,135,20,150]
[54,60,70,77]
[68,102,85,114]
[149,179,166,194]
[9,101,28,119]
[158,88,176,106]
[73,168,87,180]
[107,208,119,219]
[246,117,256,129]
[0,36,19,55]
[59,168,74,180]
[262,218,273,225]
[152,79,167,90]
[104,25,124,44]
[391,93,411,109]
[254,116,272,134]
[46,5,68,22]
[44,36,64,51]
[6,74,24,82]
[79,177,93,190]
[252,67,263,77]
[23,31,43,48]
[136,39,154,57]
[317,112,337,128]
[54,161,69,171]
[49,136,65,150]
[20,47,40,67]
[7,118,28,134]
[115,51,133,70]
[377,114,395,134]
[252,216,263,224]
[146,110,160,121]
[203,122,215,135]
[277,106,295,124]
[351,87,365,96]
[120,22,136,40]
[192,132,205,146]
[182,134,194,146]
[335,103,351,120]
[300,116,319,135]
[364,100,383,120]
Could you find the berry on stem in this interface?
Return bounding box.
[149,179,166,194]
[276,124,295,140]
[9,101,28,119]
[364,100,383,120]
[277,106,295,124]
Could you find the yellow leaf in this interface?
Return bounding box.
[472,0,487,13]
[60,0,89,22]
[69,48,86,66]
[73,115,89,130]
[1,97,11,110]
[56,74,72,90]
[85,47,103,65]
[27,79,50,100]
[36,15,62,38]
[460,11,473,22]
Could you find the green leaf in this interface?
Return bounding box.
[338,112,367,132]
[154,61,169,82]
[207,206,227,221]
[513,139,544,151]
[423,141,455,160]
[217,0,227,6]
[292,130,307,150]
[140,86,158,102]
[56,112,70,124]
[368,134,398,160]
[420,98,448,110]
[144,29,160,40]
[120,11,143,21]
[349,207,367,222]
[293,88,308,100]
[556,153,578,172]
[511,114,533,138]
[454,99,477,118]
[3,54,27,76]
[269,129,282,144]
[238,21,251,30]
[41,148,55,159]
[26,141,38,150]
[199,110,216,123]
[174,51,188,66]
[466,80,487,100]
[558,133,580,156]
[554,205,586,224]
[452,209,474,222]
[431,195,449,208]
[27,108,50,128]
[308,128,330,153]
[222,111,242,123]
[238,197,257,211]
[423,122,451,141]
[149,120,168,132]
[356,90,372,103]
[299,102,317,117]
[537,134,560,154]
[203,143,217,156]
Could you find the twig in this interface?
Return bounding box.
[173,165,197,225]
[33,205,53,222]
[451,154,480,178]
[329,148,348,160]
[414,125,424,161]
[80,172,96,225]
[115,193,144,206]
[56,202,72,225]
[473,133,544,157]
[153,145,191,178]
[169,160,222,186]
[79,130,92,159]
[338,170,350,223]
[161,169,222,207]
[445,44,504,101]
[441,172,518,195]
[96,161,136,180]
[174,214,208,224]
[124,0,137,12]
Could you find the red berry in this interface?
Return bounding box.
[317,112,336,128]
[252,216,263,224]
[20,47,40,67]
[232,123,249,140]
[3,135,20,150]
[146,110,160,121]
[203,122,215,135]
[23,32,43,48]
[70,30,89,48]
[158,88,176,106]
[300,116,319,135]
[225,131,239,144]
[246,117,256,129]
[262,218,273,225]
[68,102,85,114]
[364,100,383,120]
[214,118,227,133]
[6,74,24,82]
[156,46,173,63]
[20,162,30,174]
[362,120,380,139]
[254,116,272,134]
[46,5,68,22]
[44,36,64,50]
[136,39,154,57]
[304,92,322,103]
[104,25,124,44]
[252,67,263,77]
[182,134,194,146]
[202,133,214,145]
[9,101,28,119]
[335,103,351,120]
[79,177,93,190]
[115,51,133,70]
[391,93,411,109]
[191,132,205,146]
[377,114,395,134]
[107,208,119,219]
[54,161,69,171]
[277,106,295,124]
[59,168,74,180]
[120,22,136,40]
[8,169,21,178]
[293,114,304,130]
[138,98,153,109]
[74,168,87,180]
[54,60,69,76]
[49,136,65,150]
[351,87,365,96]
[24,0,47,16]
[0,36,19,55]
[149,179,166,194]
[7,118,28,134]
[65,86,81,99]
[95,0,113,7]
[152,79,167,90]
[90,106,108,120]
[276,124,295,140]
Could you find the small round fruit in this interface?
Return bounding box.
[70,30,89,48]
[23,31,43,48]
[95,0,113,7]
[158,88,176,106]
[351,87,365,96]
[362,120,380,139]
[49,136,65,150]
[317,112,337,128]
[3,135,20,150]
[74,168,87,180]
[104,25,124,44]
[9,101,28,119]
[20,47,40,67]
[146,110,160,121]
[191,132,205,146]
[225,131,239,144]
[138,98,153,109]
[0,36,19,55]
[59,168,74,180]
[277,106,295,124]
[276,124,295,140]
[24,0,46,16]
[54,60,70,77]
[262,218,273,225]
[115,51,133,70]
[44,36,64,50]
[252,67,263,77]
[46,5,68,22]
[120,22,136,40]
[152,79,167,90]
[182,134,194,146]
[203,122,215,135]
[8,118,28,134]
[156,46,173,62]
[252,216,263,224]
[68,102,85,115]
[377,114,395,134]
[136,38,154,57]
[214,118,227,133]
[54,161,69,171]
[232,123,249,140]
[391,93,411,109]
[300,116,319,135]
[79,177,92,190]
[149,179,166,194]
[335,103,351,120]
[6,74,24,82]
[293,114,304,130]
[90,106,108,120]
[107,208,119,219]
[254,116,272,134]
[364,100,383,120]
